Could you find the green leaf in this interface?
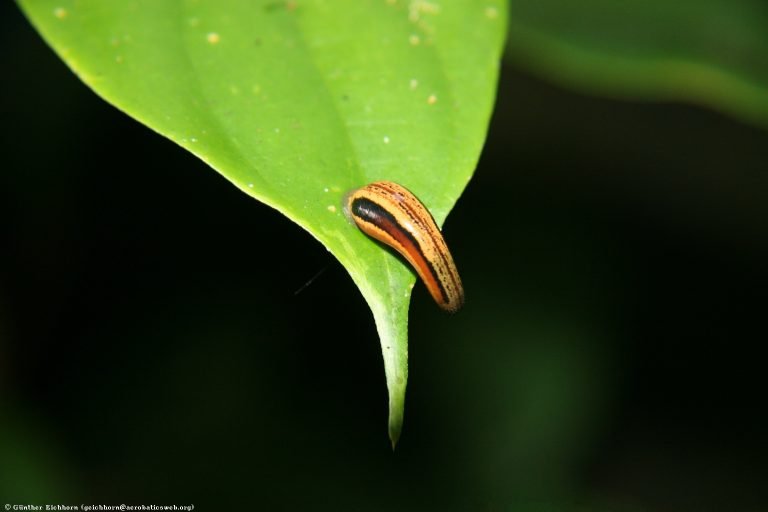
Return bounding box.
[18,0,507,445]
[507,0,768,128]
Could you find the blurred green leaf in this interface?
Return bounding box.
[18,0,507,444]
[507,0,768,127]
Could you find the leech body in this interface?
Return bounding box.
[345,181,464,313]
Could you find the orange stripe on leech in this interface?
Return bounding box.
[390,192,462,302]
[364,213,449,306]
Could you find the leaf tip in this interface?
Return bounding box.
[388,403,403,450]
[389,425,401,451]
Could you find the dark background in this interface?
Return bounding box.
[2,3,767,510]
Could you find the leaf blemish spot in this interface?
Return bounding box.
[206,32,221,44]
[383,136,390,144]
[427,94,437,105]
[53,7,67,19]
[409,79,418,90]
[484,6,498,19]
[408,0,440,22]
[409,34,420,46]
[248,183,254,188]
[327,205,337,213]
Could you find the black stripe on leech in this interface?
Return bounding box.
[351,197,450,304]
